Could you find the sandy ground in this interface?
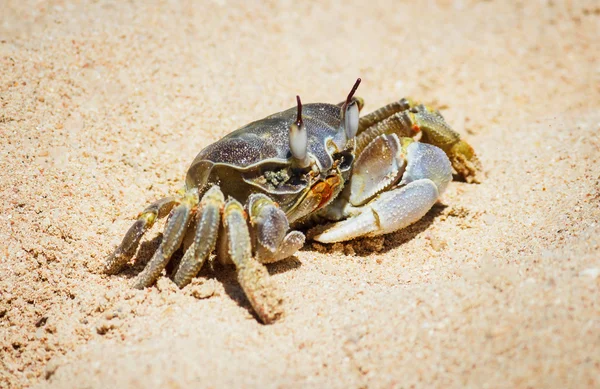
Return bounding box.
[1,0,599,388]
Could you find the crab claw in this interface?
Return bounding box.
[313,140,452,243]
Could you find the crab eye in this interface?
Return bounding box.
[344,101,359,139]
[342,78,361,139]
[289,122,307,161]
[289,95,309,166]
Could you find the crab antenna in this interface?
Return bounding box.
[289,95,310,168]
[345,78,362,106]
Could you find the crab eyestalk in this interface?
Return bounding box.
[289,95,311,168]
[341,78,362,140]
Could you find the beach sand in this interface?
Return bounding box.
[1,1,599,387]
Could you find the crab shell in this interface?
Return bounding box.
[185,103,354,222]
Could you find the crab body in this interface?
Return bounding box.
[185,102,353,223]
[104,80,482,323]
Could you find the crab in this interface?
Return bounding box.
[104,79,481,323]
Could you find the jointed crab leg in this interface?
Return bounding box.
[173,186,224,288]
[356,101,482,183]
[413,106,482,184]
[247,194,305,264]
[132,192,198,289]
[357,97,412,134]
[105,196,180,275]
[221,198,283,324]
[355,107,421,156]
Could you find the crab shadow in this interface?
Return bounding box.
[302,203,447,257]
[182,257,300,321]
[114,234,164,279]
[207,204,446,316]
[202,257,300,320]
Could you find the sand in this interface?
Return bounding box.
[1,0,599,388]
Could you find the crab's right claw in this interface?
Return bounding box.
[313,141,452,243]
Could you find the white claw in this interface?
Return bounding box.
[314,205,379,243]
[349,133,405,206]
[314,142,452,243]
[314,179,439,243]
[400,142,452,196]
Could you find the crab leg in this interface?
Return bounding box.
[247,194,305,264]
[173,186,224,288]
[357,97,412,134]
[313,142,452,243]
[355,108,420,156]
[220,198,283,324]
[132,192,198,289]
[412,105,482,184]
[104,196,180,275]
[356,100,482,183]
